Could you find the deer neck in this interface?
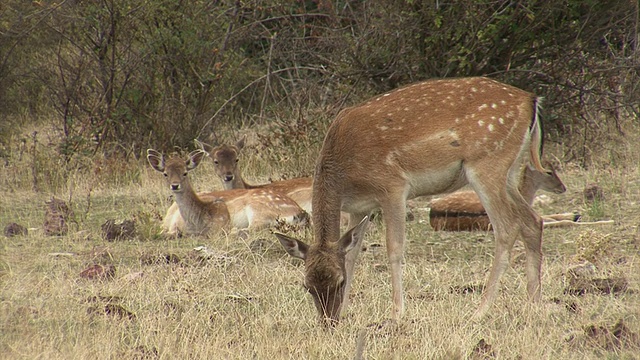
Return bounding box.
[518,171,538,205]
[311,172,343,246]
[172,180,211,235]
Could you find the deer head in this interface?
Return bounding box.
[147,149,206,192]
[275,216,369,326]
[196,137,246,189]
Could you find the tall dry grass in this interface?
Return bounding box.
[1,120,640,359]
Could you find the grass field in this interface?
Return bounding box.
[1,131,639,359]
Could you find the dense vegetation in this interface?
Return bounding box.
[1,0,638,166]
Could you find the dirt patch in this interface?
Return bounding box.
[44,197,73,236]
[87,303,136,320]
[101,219,136,241]
[450,284,485,295]
[564,276,629,296]
[4,222,27,237]
[568,319,640,351]
[140,252,182,265]
[469,339,496,359]
[79,263,116,280]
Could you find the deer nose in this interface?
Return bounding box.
[170,184,180,191]
[555,185,567,194]
[224,174,234,182]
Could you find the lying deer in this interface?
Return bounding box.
[429,164,567,231]
[147,149,308,237]
[196,138,313,214]
[276,77,555,325]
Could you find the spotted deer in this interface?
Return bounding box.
[430,163,567,231]
[196,138,313,214]
[147,149,308,237]
[275,77,551,326]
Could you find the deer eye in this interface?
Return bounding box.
[163,173,168,177]
[213,160,219,164]
[235,158,239,163]
[183,172,188,176]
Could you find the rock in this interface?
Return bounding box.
[583,183,605,202]
[80,263,116,280]
[44,197,73,236]
[4,222,27,237]
[101,219,136,241]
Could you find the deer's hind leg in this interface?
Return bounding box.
[468,169,543,319]
[516,196,544,303]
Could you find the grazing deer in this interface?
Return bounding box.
[430,163,566,231]
[196,138,313,214]
[275,77,551,325]
[147,149,308,237]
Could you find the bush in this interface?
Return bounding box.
[0,0,637,168]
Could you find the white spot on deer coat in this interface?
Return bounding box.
[448,129,460,140]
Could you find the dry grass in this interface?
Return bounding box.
[1,129,640,359]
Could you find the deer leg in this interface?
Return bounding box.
[518,206,543,302]
[505,184,544,303]
[474,226,517,319]
[381,196,407,321]
[342,212,368,316]
[474,182,543,319]
[470,184,520,319]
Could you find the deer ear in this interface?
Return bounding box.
[186,150,206,171]
[275,233,309,260]
[339,216,370,253]
[147,149,165,172]
[236,136,246,150]
[194,139,213,154]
